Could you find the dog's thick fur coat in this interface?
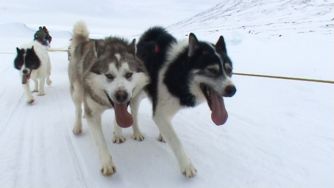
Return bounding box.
[136,27,236,177]
[14,41,52,104]
[68,21,149,176]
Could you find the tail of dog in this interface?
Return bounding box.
[69,21,89,61]
[71,21,89,49]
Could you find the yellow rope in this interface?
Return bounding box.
[48,48,68,52]
[233,72,334,84]
[0,48,68,54]
[2,50,334,85]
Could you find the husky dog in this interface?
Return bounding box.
[34,26,52,47]
[68,21,149,176]
[136,27,236,177]
[14,41,52,104]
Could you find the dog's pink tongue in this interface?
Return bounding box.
[210,92,228,125]
[114,103,133,128]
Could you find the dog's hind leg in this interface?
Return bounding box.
[46,77,52,86]
[153,110,197,178]
[112,120,126,144]
[130,94,144,141]
[37,77,46,96]
[71,83,83,135]
[86,108,116,176]
[46,56,52,85]
[23,81,34,104]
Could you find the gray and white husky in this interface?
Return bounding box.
[68,21,149,176]
[135,27,236,178]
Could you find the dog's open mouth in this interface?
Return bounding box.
[22,74,30,84]
[104,91,133,128]
[200,84,228,125]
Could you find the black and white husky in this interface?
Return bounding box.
[14,41,52,104]
[68,21,149,176]
[136,27,236,177]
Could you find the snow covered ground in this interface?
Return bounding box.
[0,0,333,188]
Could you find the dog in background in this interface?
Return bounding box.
[135,27,236,177]
[34,26,52,47]
[68,21,149,176]
[14,41,52,104]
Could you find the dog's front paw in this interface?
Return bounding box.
[47,79,52,86]
[27,98,34,105]
[101,161,116,176]
[132,132,144,141]
[182,163,197,178]
[157,134,166,143]
[32,89,38,93]
[112,135,126,144]
[72,126,82,135]
[37,92,45,96]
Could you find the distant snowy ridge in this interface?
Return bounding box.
[0,22,71,38]
[0,23,34,37]
[168,0,334,37]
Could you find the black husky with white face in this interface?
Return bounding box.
[137,27,236,177]
[137,27,236,125]
[14,47,41,84]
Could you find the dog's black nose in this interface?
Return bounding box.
[115,90,128,103]
[22,69,28,74]
[224,85,236,97]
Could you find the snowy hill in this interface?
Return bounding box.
[0,1,333,188]
[0,23,35,37]
[0,0,218,37]
[168,0,334,37]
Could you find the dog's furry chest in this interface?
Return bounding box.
[30,67,44,80]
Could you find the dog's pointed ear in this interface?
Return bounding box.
[188,33,199,57]
[90,60,102,74]
[128,38,136,54]
[215,36,227,54]
[14,48,23,70]
[94,40,105,57]
[43,26,48,32]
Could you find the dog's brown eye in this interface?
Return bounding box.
[208,68,219,75]
[224,64,232,75]
[105,74,114,80]
[226,67,232,75]
[125,72,133,79]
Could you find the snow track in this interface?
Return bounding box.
[0,0,333,187]
[0,36,333,187]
